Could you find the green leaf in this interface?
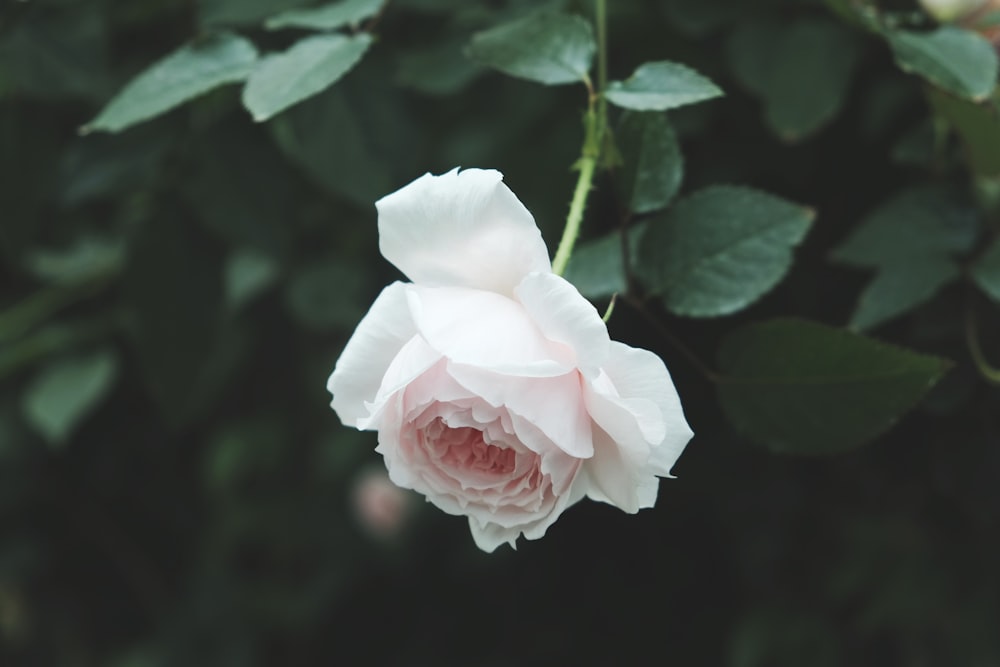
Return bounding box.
[926,87,1000,177]
[21,349,118,446]
[284,262,366,332]
[242,33,372,122]
[225,249,280,311]
[728,18,863,140]
[849,257,960,331]
[830,187,978,268]
[636,186,814,317]
[563,232,628,299]
[25,237,124,285]
[886,26,999,101]
[265,0,384,31]
[971,238,1000,302]
[465,11,595,85]
[84,32,258,133]
[604,61,722,112]
[270,87,391,206]
[717,318,950,454]
[616,112,683,214]
[198,0,312,27]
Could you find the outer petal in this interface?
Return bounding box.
[407,285,575,376]
[514,272,611,374]
[602,342,693,476]
[328,282,417,427]
[582,425,659,513]
[376,169,552,296]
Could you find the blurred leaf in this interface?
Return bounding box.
[225,249,280,311]
[465,11,595,85]
[659,0,748,36]
[637,186,813,317]
[265,0,384,30]
[284,262,365,332]
[84,32,258,133]
[830,187,979,268]
[395,41,482,96]
[728,606,841,667]
[25,237,124,284]
[123,213,232,426]
[927,87,1000,177]
[717,318,950,454]
[0,6,111,101]
[56,128,172,207]
[242,33,372,122]
[728,18,863,140]
[182,123,297,256]
[199,0,313,26]
[849,257,960,331]
[971,238,1000,302]
[616,111,683,214]
[890,118,936,167]
[605,61,722,112]
[21,348,118,446]
[886,26,999,101]
[271,87,391,206]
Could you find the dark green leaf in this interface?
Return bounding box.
[926,87,1000,177]
[728,18,863,140]
[243,33,372,122]
[271,87,391,206]
[971,238,1000,302]
[84,32,258,133]
[284,262,366,332]
[265,0,384,31]
[717,318,950,454]
[849,257,960,331]
[199,0,314,27]
[465,12,595,85]
[886,26,999,101]
[25,237,123,285]
[21,349,118,446]
[637,186,814,317]
[830,187,979,268]
[616,111,683,214]
[396,41,482,96]
[563,231,628,299]
[605,61,722,112]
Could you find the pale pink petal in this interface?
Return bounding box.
[603,342,693,477]
[376,168,551,296]
[407,285,575,376]
[357,335,441,430]
[468,517,520,552]
[328,282,417,427]
[514,272,611,374]
[447,363,594,458]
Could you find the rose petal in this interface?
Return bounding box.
[328,282,417,427]
[447,363,594,459]
[514,272,611,374]
[602,342,693,477]
[407,285,575,376]
[376,168,552,296]
[357,335,441,430]
[582,425,659,513]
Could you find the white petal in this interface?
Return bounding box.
[407,285,574,376]
[357,336,441,431]
[447,363,594,458]
[328,282,416,428]
[582,425,649,513]
[377,168,552,296]
[602,342,693,477]
[514,272,611,374]
[468,517,520,553]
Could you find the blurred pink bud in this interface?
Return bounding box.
[351,467,414,538]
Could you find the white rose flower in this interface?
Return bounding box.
[327,168,693,552]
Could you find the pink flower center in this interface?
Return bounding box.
[422,418,516,475]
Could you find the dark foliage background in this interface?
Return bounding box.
[2,0,1000,665]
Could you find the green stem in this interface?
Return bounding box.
[552,108,600,276]
[551,0,610,276]
[965,296,1000,384]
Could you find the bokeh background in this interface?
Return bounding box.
[2,0,1000,665]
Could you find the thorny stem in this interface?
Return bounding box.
[551,0,608,276]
